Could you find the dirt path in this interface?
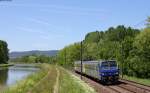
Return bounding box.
[53,67,60,93]
[27,71,51,93]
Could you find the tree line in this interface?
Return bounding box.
[57,17,150,78]
[11,54,56,64]
[0,40,9,64]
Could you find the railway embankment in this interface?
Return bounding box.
[74,72,150,93]
[122,75,150,86]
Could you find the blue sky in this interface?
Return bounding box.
[0,0,149,52]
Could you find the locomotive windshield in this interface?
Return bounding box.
[101,61,117,68]
[109,61,117,67]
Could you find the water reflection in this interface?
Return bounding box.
[0,68,8,86]
[0,64,39,87]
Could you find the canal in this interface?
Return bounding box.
[0,64,39,88]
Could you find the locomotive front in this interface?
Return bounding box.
[100,60,119,83]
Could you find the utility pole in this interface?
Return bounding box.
[98,31,101,59]
[80,41,83,79]
[64,48,67,67]
[118,30,124,79]
[121,43,124,78]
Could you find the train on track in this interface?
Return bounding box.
[74,60,119,83]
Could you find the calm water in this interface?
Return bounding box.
[0,64,39,87]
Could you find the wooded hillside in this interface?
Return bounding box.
[57,24,150,78]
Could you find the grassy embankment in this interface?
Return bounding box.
[59,67,96,93]
[0,64,14,67]
[1,64,96,93]
[2,64,56,93]
[123,75,150,86]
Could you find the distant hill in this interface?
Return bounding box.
[9,50,58,58]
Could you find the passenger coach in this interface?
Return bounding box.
[74,60,119,83]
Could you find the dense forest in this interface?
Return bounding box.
[57,17,150,78]
[0,40,9,64]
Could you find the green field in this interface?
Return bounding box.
[1,64,96,93]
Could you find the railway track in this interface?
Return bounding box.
[74,71,150,93]
[107,85,133,93]
[106,79,150,93]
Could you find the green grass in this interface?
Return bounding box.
[59,67,96,93]
[0,64,14,67]
[29,65,57,93]
[123,75,150,86]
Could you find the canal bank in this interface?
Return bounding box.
[0,64,14,67]
[1,64,48,93]
[0,64,40,92]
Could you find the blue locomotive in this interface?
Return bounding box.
[74,60,119,83]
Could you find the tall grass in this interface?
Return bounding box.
[123,75,150,86]
[59,67,96,93]
[28,65,57,93]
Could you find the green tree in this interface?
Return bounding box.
[128,28,150,78]
[146,17,150,28]
[0,40,9,64]
[84,31,104,43]
[57,43,81,66]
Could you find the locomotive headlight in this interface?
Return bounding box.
[101,73,105,75]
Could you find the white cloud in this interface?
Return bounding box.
[0,3,109,16]
[16,27,45,35]
[0,3,107,12]
[29,18,53,26]
[27,17,72,34]
[16,26,65,41]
